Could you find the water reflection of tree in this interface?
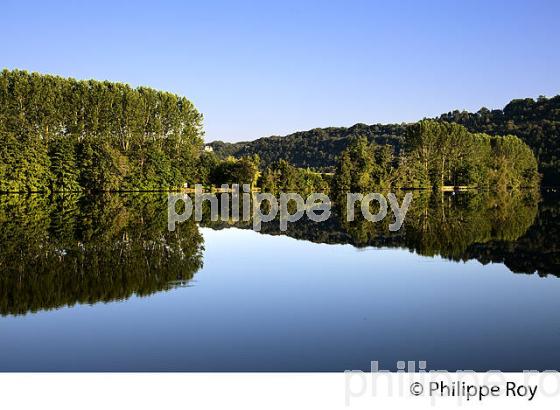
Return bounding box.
[330,190,539,260]
[395,190,540,260]
[1,190,555,316]
[463,192,560,277]
[0,194,204,316]
[203,190,555,276]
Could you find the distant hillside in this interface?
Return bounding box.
[208,123,407,171]
[208,95,560,185]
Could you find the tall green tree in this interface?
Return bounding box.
[0,69,204,193]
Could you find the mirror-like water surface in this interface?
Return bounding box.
[0,191,559,371]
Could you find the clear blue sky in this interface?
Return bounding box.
[1,0,559,142]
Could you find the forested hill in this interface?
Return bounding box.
[209,123,407,170]
[208,95,560,185]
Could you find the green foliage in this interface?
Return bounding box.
[197,154,260,188]
[78,138,128,191]
[331,136,397,195]
[213,155,260,187]
[440,96,560,185]
[49,136,80,192]
[403,120,481,189]
[331,121,539,191]
[208,123,406,172]
[196,151,220,187]
[209,96,559,185]
[0,69,203,192]
[0,131,51,192]
[489,134,541,191]
[260,159,330,195]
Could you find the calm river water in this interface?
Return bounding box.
[0,191,559,371]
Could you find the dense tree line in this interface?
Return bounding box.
[260,159,330,195]
[331,137,397,194]
[332,121,539,192]
[209,96,559,185]
[404,120,540,190]
[439,96,560,185]
[195,152,331,193]
[2,69,555,191]
[0,69,204,192]
[208,121,538,193]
